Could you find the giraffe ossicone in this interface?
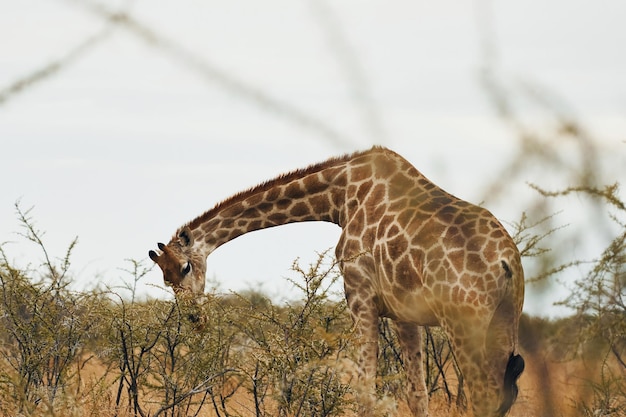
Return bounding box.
[149,146,525,417]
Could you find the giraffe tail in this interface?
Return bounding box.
[497,256,525,415]
[498,352,525,415]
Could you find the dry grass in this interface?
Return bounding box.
[0,345,616,417]
[2,207,624,417]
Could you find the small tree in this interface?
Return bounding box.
[232,251,354,417]
[100,261,236,417]
[0,204,99,415]
[535,184,626,414]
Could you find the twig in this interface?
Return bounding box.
[62,0,359,150]
[152,369,236,417]
[0,28,112,106]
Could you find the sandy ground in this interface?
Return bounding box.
[1,347,613,417]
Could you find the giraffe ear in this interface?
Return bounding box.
[178,227,194,247]
[149,250,160,263]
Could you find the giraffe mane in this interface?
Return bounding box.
[179,146,386,233]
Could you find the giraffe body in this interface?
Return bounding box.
[149,146,525,417]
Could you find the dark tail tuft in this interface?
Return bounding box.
[499,353,525,415]
[501,260,513,279]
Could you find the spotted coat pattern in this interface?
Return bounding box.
[149,146,525,417]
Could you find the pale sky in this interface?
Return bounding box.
[1,0,625,315]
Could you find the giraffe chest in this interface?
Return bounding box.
[369,240,438,323]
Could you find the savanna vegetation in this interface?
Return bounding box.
[2,3,624,416]
[1,182,625,416]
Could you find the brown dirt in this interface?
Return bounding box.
[0,348,616,417]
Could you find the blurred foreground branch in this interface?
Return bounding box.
[0,28,112,106]
[62,0,359,150]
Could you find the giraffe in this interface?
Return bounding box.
[149,146,525,417]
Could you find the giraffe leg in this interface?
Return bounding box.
[456,297,523,417]
[395,322,429,417]
[442,316,504,417]
[343,284,379,415]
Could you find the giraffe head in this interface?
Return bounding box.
[149,226,207,323]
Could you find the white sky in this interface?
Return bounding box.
[1,0,625,316]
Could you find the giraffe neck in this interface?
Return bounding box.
[181,155,351,256]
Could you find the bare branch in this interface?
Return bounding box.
[0,28,112,106]
[152,369,236,417]
[309,0,386,143]
[63,0,359,150]
[529,182,626,213]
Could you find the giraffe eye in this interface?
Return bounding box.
[181,262,192,276]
